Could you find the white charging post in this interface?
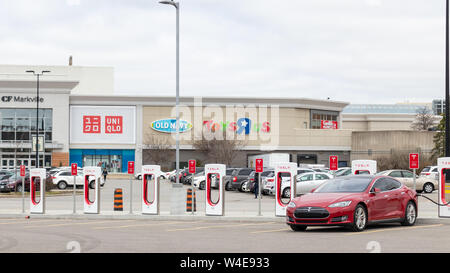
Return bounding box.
[351,160,377,175]
[205,164,225,216]
[30,168,46,214]
[141,165,161,215]
[438,158,450,218]
[275,162,297,217]
[83,166,102,214]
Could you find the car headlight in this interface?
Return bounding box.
[288,201,296,208]
[328,201,352,208]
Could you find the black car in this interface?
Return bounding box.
[225,168,254,192]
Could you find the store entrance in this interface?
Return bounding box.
[83,154,122,173]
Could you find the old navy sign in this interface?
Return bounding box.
[151,119,193,134]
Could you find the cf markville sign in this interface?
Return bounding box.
[1,96,44,103]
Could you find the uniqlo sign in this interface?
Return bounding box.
[105,116,123,134]
[83,116,101,134]
[188,160,196,174]
[255,159,264,173]
[409,153,419,169]
[329,156,338,171]
[70,106,136,144]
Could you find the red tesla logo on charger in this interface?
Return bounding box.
[255,159,264,173]
[189,160,196,174]
[329,156,338,171]
[128,161,135,174]
[20,165,26,177]
[71,163,78,176]
[409,153,419,169]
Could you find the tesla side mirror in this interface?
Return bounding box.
[371,187,381,194]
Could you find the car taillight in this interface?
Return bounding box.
[250,178,254,181]
[233,176,237,182]
[267,178,274,182]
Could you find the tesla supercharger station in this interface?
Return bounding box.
[83,166,102,214]
[438,158,450,217]
[205,164,225,216]
[275,162,297,217]
[142,165,161,215]
[30,168,46,214]
[351,160,377,175]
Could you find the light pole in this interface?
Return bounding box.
[446,0,450,157]
[26,70,50,168]
[159,0,181,185]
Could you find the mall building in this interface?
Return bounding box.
[0,64,436,173]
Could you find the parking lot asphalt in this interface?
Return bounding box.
[1,178,450,252]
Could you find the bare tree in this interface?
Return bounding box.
[411,107,439,131]
[143,133,175,170]
[193,130,245,166]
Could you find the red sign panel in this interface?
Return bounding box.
[128,161,135,174]
[255,158,264,173]
[20,165,26,177]
[71,163,78,176]
[188,160,196,174]
[409,153,419,169]
[105,116,123,134]
[83,116,101,134]
[329,156,338,171]
[321,120,338,129]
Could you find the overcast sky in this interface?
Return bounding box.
[0,0,446,104]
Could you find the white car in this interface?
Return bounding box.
[378,169,438,193]
[52,170,105,190]
[270,172,333,198]
[135,170,175,180]
[192,171,206,190]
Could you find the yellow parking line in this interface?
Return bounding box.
[346,224,443,236]
[0,219,58,225]
[167,222,275,232]
[93,221,186,230]
[250,228,288,234]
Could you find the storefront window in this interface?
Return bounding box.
[310,110,339,129]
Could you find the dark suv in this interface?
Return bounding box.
[225,168,254,192]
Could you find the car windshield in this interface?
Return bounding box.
[421,167,431,172]
[261,171,273,177]
[194,171,204,177]
[314,176,373,193]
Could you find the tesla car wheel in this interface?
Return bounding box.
[423,183,434,194]
[401,201,417,226]
[200,181,205,190]
[225,182,232,191]
[283,187,291,198]
[137,175,142,180]
[58,181,68,190]
[16,185,23,193]
[351,204,367,232]
[289,224,307,231]
[89,181,95,189]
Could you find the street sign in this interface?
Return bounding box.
[20,165,26,177]
[409,153,419,169]
[255,158,264,173]
[189,160,196,174]
[71,163,78,176]
[128,161,135,174]
[329,155,338,171]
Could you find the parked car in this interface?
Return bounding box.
[52,170,104,190]
[286,175,418,232]
[183,167,205,185]
[227,168,255,192]
[246,169,274,193]
[262,168,316,196]
[192,171,206,190]
[334,167,352,177]
[420,166,438,179]
[377,169,438,193]
[223,168,238,190]
[1,172,53,193]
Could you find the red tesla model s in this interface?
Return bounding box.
[286,175,418,232]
